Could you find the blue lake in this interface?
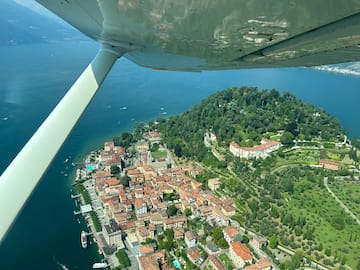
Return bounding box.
[0,41,359,269]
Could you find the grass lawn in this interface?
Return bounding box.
[151,150,167,158]
[218,253,235,270]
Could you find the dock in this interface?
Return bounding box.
[71,194,81,199]
[73,204,93,216]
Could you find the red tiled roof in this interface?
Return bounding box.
[231,241,253,260]
[209,255,226,270]
[245,265,260,270]
[105,178,120,186]
[257,258,271,269]
[223,226,240,238]
[187,248,201,261]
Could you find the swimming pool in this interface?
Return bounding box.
[173,259,181,269]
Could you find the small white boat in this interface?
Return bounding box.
[92,262,108,269]
[81,231,87,248]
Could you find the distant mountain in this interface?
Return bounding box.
[314,62,360,76]
[0,0,89,46]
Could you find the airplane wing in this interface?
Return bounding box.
[1,0,360,242]
[36,0,360,71]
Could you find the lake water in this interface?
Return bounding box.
[0,42,359,269]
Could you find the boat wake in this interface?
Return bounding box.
[54,258,70,270]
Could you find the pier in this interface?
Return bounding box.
[73,204,93,216]
[71,194,81,199]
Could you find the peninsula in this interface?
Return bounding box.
[73,87,360,270]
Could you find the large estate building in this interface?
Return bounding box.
[230,138,281,159]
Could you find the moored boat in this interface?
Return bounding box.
[81,231,87,248]
[92,262,108,269]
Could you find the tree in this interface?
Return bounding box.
[120,174,131,187]
[280,131,294,146]
[241,235,249,243]
[174,143,182,157]
[212,228,223,241]
[167,204,178,217]
[269,235,278,249]
[184,208,192,217]
[151,143,159,152]
[110,165,120,175]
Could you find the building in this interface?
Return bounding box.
[257,258,272,270]
[102,221,123,246]
[221,204,236,217]
[139,250,167,270]
[134,198,147,215]
[245,258,272,270]
[185,231,197,248]
[319,159,343,170]
[230,138,281,159]
[163,216,187,230]
[204,132,217,147]
[223,226,240,243]
[251,235,267,249]
[229,241,253,268]
[139,245,155,256]
[126,233,140,255]
[208,178,221,192]
[208,255,226,270]
[187,248,203,265]
[104,141,115,151]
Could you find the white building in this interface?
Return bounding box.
[230,138,281,159]
[134,198,147,215]
[185,231,197,248]
[102,222,123,247]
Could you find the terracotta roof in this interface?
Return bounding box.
[209,255,226,270]
[164,216,187,225]
[105,178,120,186]
[139,251,166,270]
[222,204,236,213]
[257,258,271,269]
[174,228,184,238]
[240,139,280,152]
[231,241,253,260]
[187,248,201,261]
[185,231,196,241]
[319,159,343,167]
[223,226,240,239]
[139,255,160,270]
[135,198,145,209]
[127,169,141,175]
[231,139,280,152]
[245,265,260,270]
[140,245,154,255]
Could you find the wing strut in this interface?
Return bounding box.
[0,45,122,242]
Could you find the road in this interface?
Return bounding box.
[324,177,360,225]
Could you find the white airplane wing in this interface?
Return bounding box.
[1,0,359,241]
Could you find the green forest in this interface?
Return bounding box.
[152,87,344,161]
